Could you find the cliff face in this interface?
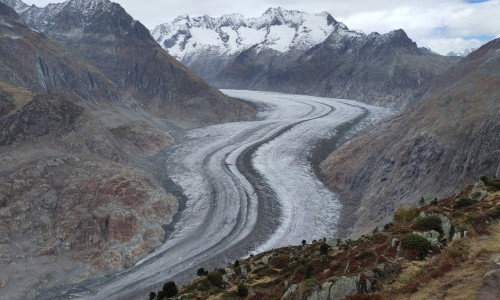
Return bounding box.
[320,38,500,237]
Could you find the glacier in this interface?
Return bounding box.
[39,90,392,299]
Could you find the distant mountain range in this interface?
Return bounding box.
[154,8,459,108]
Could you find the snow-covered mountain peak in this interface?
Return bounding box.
[152,8,355,59]
[447,48,476,57]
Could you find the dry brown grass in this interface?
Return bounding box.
[0,81,34,115]
[393,221,500,300]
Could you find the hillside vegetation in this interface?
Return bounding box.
[150,177,500,299]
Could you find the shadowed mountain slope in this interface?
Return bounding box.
[320,38,500,237]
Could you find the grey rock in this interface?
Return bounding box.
[439,215,452,240]
[415,230,441,247]
[469,181,488,201]
[282,283,298,299]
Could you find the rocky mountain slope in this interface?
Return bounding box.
[155,8,458,108]
[150,178,500,299]
[0,2,119,102]
[6,0,255,125]
[320,38,500,238]
[0,1,255,298]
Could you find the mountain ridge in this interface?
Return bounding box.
[3,0,256,125]
[154,8,459,108]
[320,37,500,238]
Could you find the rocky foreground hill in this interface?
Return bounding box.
[320,38,500,239]
[150,178,500,299]
[0,0,255,298]
[155,8,459,108]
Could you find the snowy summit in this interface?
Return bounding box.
[152,7,353,58]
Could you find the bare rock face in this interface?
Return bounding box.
[321,38,500,238]
[0,79,178,298]
[0,156,178,290]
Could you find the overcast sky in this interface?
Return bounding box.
[24,0,500,55]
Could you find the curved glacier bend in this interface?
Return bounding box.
[43,90,392,300]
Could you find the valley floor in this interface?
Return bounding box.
[39,90,391,299]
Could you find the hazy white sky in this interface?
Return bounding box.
[22,0,500,55]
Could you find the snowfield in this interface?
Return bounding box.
[49,90,392,299]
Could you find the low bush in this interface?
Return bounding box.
[320,243,330,255]
[400,234,432,259]
[383,222,393,230]
[197,278,211,291]
[197,267,208,276]
[162,281,178,298]
[207,271,224,288]
[453,197,476,209]
[481,176,500,190]
[236,284,249,297]
[488,206,500,219]
[413,215,442,233]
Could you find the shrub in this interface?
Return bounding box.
[302,240,307,246]
[413,216,442,233]
[197,278,211,291]
[305,263,314,279]
[162,281,178,298]
[156,291,165,299]
[400,234,432,259]
[234,260,240,267]
[197,267,208,276]
[480,177,500,191]
[236,284,249,297]
[394,206,420,223]
[207,271,224,288]
[293,264,314,280]
[488,206,500,219]
[149,292,156,300]
[431,198,438,205]
[320,243,330,255]
[453,197,476,209]
[383,222,393,230]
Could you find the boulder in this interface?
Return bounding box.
[439,215,452,240]
[414,230,440,247]
[470,181,488,201]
